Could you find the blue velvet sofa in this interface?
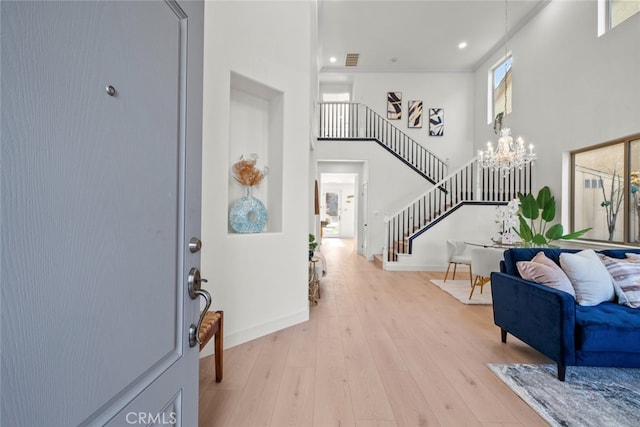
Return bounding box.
[491,248,640,381]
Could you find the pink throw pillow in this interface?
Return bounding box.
[517,252,576,298]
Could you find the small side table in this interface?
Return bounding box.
[308,257,320,305]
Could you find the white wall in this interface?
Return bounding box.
[352,72,476,170]
[201,1,314,354]
[395,204,502,271]
[474,0,640,215]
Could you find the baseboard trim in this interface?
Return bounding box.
[199,309,309,358]
[383,263,453,272]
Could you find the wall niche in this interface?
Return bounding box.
[228,72,283,234]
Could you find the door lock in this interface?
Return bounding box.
[189,237,202,253]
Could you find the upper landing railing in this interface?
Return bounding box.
[318,102,448,185]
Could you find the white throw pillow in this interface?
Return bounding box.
[559,250,615,306]
[625,253,640,261]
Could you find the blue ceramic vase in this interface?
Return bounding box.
[229,187,267,233]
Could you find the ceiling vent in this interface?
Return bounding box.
[345,53,359,67]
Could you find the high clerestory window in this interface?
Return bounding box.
[571,134,640,245]
[599,0,640,36]
[488,55,512,125]
[610,0,640,28]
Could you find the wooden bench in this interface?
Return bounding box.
[198,310,223,383]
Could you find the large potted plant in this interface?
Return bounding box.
[514,186,590,247]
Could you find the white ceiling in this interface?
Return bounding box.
[318,0,550,75]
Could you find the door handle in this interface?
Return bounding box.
[187,268,212,348]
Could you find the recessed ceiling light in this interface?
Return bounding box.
[458,41,468,49]
[329,56,337,63]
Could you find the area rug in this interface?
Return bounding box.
[429,280,492,305]
[488,363,640,427]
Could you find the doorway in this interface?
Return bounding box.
[320,173,357,239]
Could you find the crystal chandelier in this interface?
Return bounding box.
[478,0,536,175]
[478,128,536,174]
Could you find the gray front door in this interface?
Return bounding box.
[1,1,204,425]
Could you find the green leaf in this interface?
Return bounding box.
[536,186,552,210]
[541,196,556,222]
[558,227,592,240]
[601,200,611,207]
[532,234,548,245]
[520,193,539,220]
[517,215,534,241]
[545,223,564,240]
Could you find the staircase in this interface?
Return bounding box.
[384,159,533,264]
[317,101,533,268]
[318,102,448,185]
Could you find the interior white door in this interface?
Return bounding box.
[1,1,204,425]
[339,181,356,238]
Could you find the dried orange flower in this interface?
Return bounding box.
[232,154,269,186]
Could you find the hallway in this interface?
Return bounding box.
[198,238,548,426]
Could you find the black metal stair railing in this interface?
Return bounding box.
[318,102,447,185]
[384,160,533,263]
[480,163,533,202]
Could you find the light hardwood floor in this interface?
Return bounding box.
[198,239,550,426]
